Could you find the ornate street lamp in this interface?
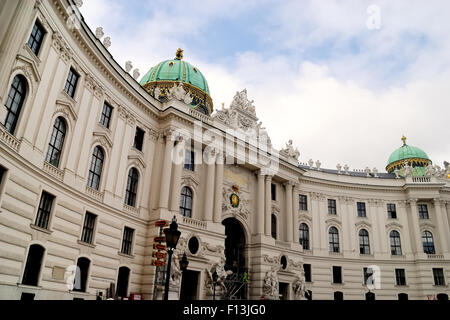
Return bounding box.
[179,252,189,301]
[212,270,218,300]
[164,216,181,300]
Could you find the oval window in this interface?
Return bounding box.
[188,237,199,254]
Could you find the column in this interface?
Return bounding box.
[284,182,293,242]
[203,149,215,221]
[264,174,272,236]
[292,185,299,244]
[169,137,185,212]
[376,202,388,254]
[159,131,175,209]
[311,193,321,252]
[408,199,422,254]
[434,198,450,253]
[340,197,351,253]
[213,152,224,223]
[255,170,265,234]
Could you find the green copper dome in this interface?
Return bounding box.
[386,136,431,174]
[139,49,213,115]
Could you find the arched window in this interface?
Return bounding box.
[3,75,26,134]
[179,186,192,218]
[359,229,370,254]
[390,230,402,255]
[329,227,339,252]
[299,223,310,250]
[45,117,66,167]
[271,214,277,239]
[22,244,45,286]
[87,146,104,190]
[73,257,90,292]
[422,230,435,254]
[116,266,130,298]
[124,168,139,207]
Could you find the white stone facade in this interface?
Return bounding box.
[0,0,449,300]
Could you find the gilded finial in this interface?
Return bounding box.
[401,135,407,145]
[175,48,183,60]
[221,102,224,110]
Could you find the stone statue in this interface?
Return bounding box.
[103,36,111,49]
[263,266,280,299]
[365,167,371,177]
[372,167,378,177]
[95,27,104,39]
[336,163,342,174]
[206,258,232,296]
[425,163,434,177]
[315,160,321,170]
[344,164,349,174]
[73,0,83,7]
[403,160,413,177]
[125,61,133,73]
[170,255,182,287]
[394,168,400,178]
[154,86,161,99]
[172,83,185,101]
[292,270,307,300]
[132,69,140,80]
[281,140,300,162]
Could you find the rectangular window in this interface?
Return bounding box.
[387,203,397,219]
[357,202,366,217]
[332,266,342,284]
[0,166,6,187]
[184,149,195,171]
[433,268,445,286]
[27,20,46,56]
[271,183,276,201]
[418,204,429,219]
[363,267,374,285]
[35,191,54,230]
[81,212,97,244]
[121,227,134,255]
[328,199,337,215]
[303,264,311,282]
[395,269,406,286]
[64,68,79,98]
[299,194,308,211]
[133,127,145,151]
[100,102,113,129]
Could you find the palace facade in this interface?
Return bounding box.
[0,0,449,300]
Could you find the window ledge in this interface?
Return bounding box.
[17,283,42,290]
[69,290,92,296]
[30,224,52,234]
[432,284,448,288]
[61,90,77,103]
[77,240,96,248]
[394,284,409,288]
[359,253,374,258]
[24,44,42,64]
[331,282,345,286]
[118,252,134,259]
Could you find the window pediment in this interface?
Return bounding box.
[385,221,403,230]
[92,131,113,149]
[15,54,41,83]
[54,99,77,121]
[127,153,146,169]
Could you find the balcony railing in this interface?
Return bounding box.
[85,185,104,202]
[0,125,20,152]
[43,161,64,181]
[181,216,207,230]
[427,254,444,260]
[412,176,431,183]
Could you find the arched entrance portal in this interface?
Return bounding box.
[222,218,247,300]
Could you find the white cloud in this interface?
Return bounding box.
[79,0,450,171]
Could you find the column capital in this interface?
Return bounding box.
[433,198,445,206]
[407,198,418,205]
[261,168,275,177]
[283,180,295,188]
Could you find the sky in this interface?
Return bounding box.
[79,0,449,171]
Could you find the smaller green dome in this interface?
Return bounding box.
[386,136,431,174]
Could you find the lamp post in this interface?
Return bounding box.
[164,216,181,300]
[212,270,218,300]
[179,253,189,301]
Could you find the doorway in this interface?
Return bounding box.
[180,270,199,300]
[279,282,289,300]
[222,218,248,300]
